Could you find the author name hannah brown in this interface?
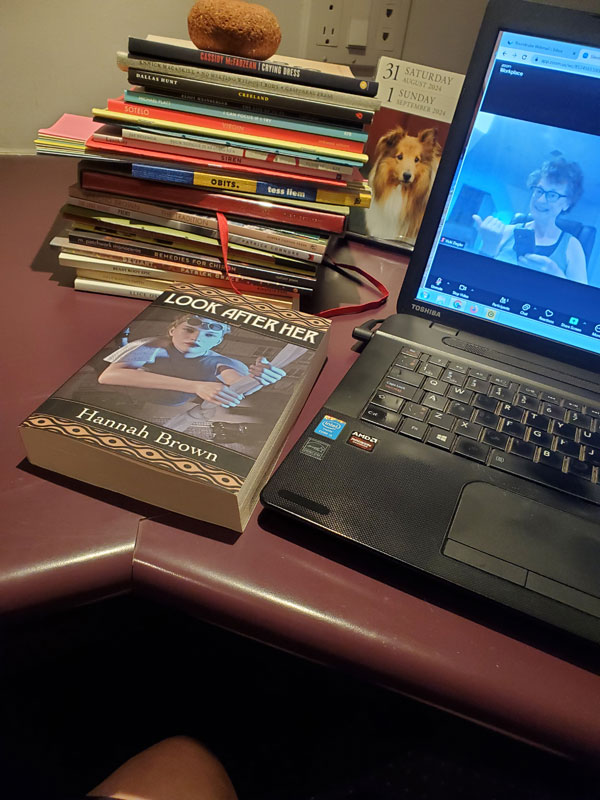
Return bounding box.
[75,408,219,462]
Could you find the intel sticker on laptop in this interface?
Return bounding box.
[314,415,346,440]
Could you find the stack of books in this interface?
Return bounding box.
[35,114,103,158]
[47,35,380,307]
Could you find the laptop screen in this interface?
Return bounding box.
[418,30,600,356]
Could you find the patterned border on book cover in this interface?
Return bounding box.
[23,414,245,493]
[170,283,331,330]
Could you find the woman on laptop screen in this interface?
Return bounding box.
[472,153,588,284]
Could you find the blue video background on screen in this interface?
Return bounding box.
[420,47,600,352]
[432,59,600,292]
[441,115,600,284]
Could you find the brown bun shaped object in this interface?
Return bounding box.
[188,0,282,60]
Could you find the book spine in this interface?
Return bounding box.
[66,195,324,262]
[86,135,348,189]
[61,255,300,299]
[95,110,369,164]
[64,234,316,289]
[127,68,374,125]
[74,276,162,300]
[64,208,317,273]
[128,38,378,96]
[104,98,365,156]
[117,122,362,170]
[120,128,356,177]
[80,171,347,234]
[118,52,381,111]
[63,243,316,288]
[123,88,369,142]
[67,187,328,254]
[129,163,369,208]
[57,238,219,276]
[78,158,349,214]
[72,252,308,296]
[72,276,296,308]
[67,231,223,270]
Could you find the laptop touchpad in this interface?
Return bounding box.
[443,483,600,617]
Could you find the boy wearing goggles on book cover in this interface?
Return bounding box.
[99,314,286,411]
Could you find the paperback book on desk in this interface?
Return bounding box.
[19,285,330,531]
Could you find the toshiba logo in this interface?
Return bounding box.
[412,304,441,317]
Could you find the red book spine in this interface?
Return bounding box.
[80,171,347,234]
[92,135,353,181]
[106,98,364,155]
[86,137,344,187]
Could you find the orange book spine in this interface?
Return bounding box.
[105,98,364,155]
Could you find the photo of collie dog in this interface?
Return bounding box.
[365,127,441,243]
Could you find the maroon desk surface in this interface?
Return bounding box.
[1,156,147,613]
[2,156,599,760]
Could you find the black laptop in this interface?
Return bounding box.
[261,0,600,645]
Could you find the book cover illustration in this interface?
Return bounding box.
[22,286,330,493]
[346,58,464,250]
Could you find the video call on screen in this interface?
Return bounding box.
[420,31,600,355]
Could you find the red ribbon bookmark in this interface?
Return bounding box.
[216,212,389,316]
[317,257,390,318]
[216,211,243,295]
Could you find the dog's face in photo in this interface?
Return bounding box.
[366,126,442,241]
[371,127,439,192]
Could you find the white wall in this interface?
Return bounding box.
[401,0,487,72]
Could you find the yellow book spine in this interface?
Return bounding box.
[190,172,371,208]
[314,188,371,208]
[193,173,257,193]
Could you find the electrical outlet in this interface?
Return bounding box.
[314,1,342,47]
[300,0,409,67]
[382,3,397,23]
[377,27,398,52]
[377,2,399,51]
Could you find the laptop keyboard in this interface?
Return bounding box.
[361,344,600,503]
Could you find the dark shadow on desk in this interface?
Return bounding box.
[137,510,241,544]
[258,507,600,674]
[17,459,240,545]
[28,212,67,274]
[305,260,363,315]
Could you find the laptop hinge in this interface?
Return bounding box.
[430,322,459,336]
